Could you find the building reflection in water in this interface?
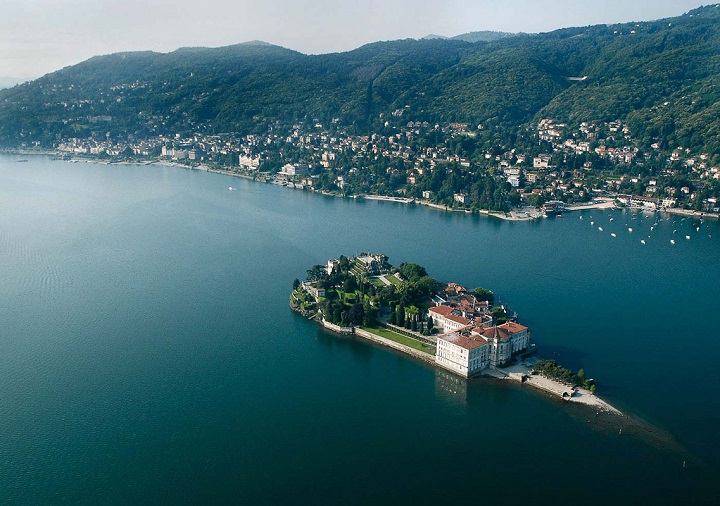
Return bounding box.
[435,368,467,406]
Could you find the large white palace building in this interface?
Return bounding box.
[435,321,530,377]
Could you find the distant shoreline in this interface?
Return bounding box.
[3,150,717,221]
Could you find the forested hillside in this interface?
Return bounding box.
[0,5,718,155]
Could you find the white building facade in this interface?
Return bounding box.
[435,318,530,375]
[428,306,471,334]
[435,332,489,378]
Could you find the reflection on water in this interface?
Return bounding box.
[435,368,467,406]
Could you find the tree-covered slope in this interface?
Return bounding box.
[0,4,718,154]
[539,5,720,151]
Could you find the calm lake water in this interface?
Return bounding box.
[1,155,719,504]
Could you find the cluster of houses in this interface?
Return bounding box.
[429,283,530,377]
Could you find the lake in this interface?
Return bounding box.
[1,155,718,504]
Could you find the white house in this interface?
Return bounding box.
[435,331,489,377]
[428,305,471,333]
[477,321,530,367]
[280,163,309,176]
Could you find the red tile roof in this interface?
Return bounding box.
[479,326,511,341]
[498,321,528,334]
[429,305,471,325]
[441,332,488,350]
[478,322,528,341]
[429,305,454,316]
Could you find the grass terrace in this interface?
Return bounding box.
[385,274,403,286]
[369,276,387,288]
[361,326,436,355]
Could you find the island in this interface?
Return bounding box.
[291,253,620,415]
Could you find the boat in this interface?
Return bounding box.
[228,186,235,191]
[590,221,594,226]
[670,239,676,245]
[16,159,28,162]
[610,218,614,222]
[598,227,603,232]
[686,235,691,240]
[611,233,617,237]
[628,228,633,233]
[641,240,646,244]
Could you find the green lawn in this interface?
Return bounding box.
[369,276,386,288]
[385,274,403,286]
[361,326,436,355]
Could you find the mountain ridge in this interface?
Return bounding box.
[1,4,719,154]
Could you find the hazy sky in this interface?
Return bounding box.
[0,0,709,79]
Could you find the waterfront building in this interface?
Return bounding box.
[433,310,530,375]
[435,330,489,377]
[280,163,309,176]
[476,321,529,367]
[454,193,467,204]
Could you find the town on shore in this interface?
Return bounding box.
[291,253,620,414]
[9,113,718,221]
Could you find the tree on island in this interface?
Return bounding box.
[490,306,509,324]
[473,287,494,302]
[427,316,434,331]
[292,278,301,291]
[333,308,342,324]
[362,300,376,326]
[398,262,428,282]
[343,276,357,293]
[348,303,365,326]
[306,265,327,282]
